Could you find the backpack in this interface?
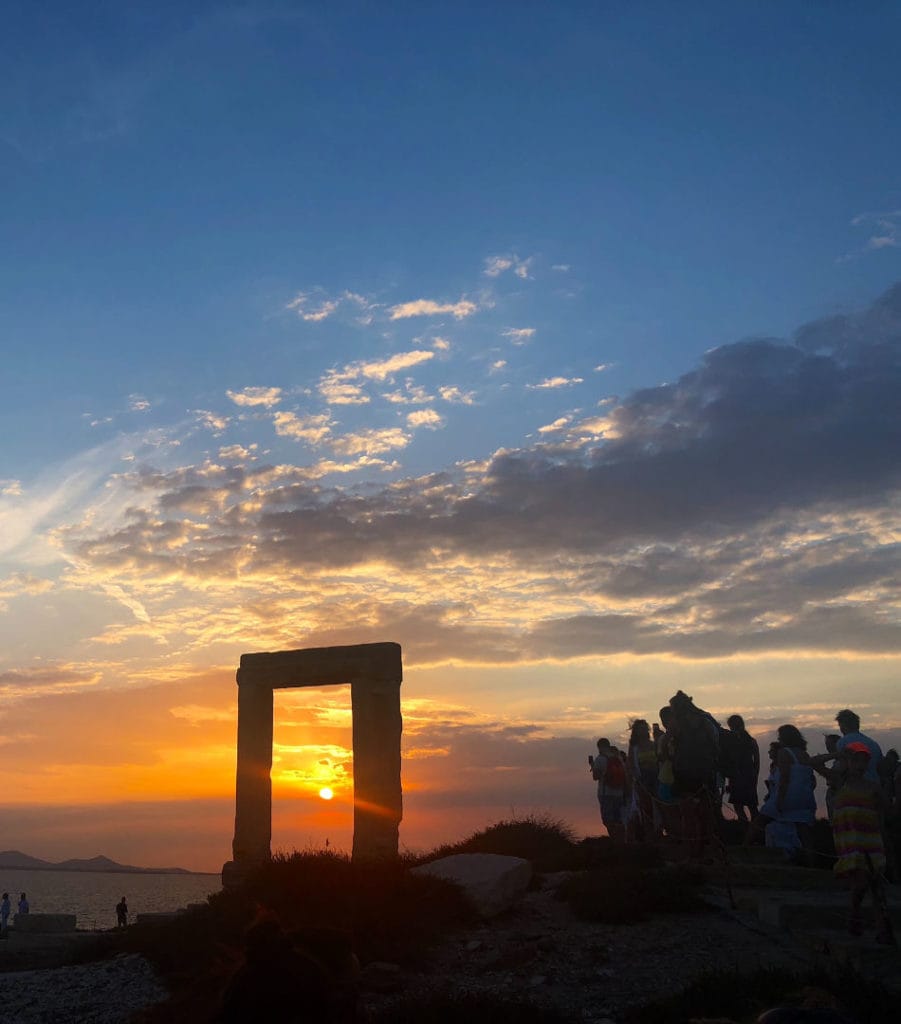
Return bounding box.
[604,755,626,790]
[673,708,719,781]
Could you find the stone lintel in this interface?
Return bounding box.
[238,642,402,689]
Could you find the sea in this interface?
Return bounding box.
[0,868,220,931]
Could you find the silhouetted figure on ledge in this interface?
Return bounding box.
[116,896,128,928]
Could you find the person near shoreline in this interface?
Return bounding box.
[724,714,760,822]
[0,893,9,938]
[832,741,894,943]
[17,893,29,915]
[590,738,625,842]
[116,896,128,929]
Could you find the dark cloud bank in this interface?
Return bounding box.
[78,284,901,662]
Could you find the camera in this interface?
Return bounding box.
[588,754,594,766]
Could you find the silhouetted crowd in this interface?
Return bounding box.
[590,693,898,945]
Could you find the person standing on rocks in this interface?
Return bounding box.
[0,894,9,938]
[590,738,625,842]
[835,709,882,782]
[17,893,29,915]
[116,896,128,929]
[724,714,760,822]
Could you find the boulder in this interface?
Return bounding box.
[411,853,532,918]
[13,913,77,933]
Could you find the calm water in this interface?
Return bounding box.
[0,868,220,931]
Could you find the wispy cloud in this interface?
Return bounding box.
[839,209,901,262]
[389,298,477,320]
[483,253,534,279]
[355,350,434,381]
[502,327,535,345]
[129,394,151,412]
[528,376,584,390]
[226,386,282,408]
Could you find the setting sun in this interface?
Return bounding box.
[318,787,334,801]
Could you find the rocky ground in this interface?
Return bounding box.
[358,872,827,1023]
[0,865,896,1023]
[0,952,168,1024]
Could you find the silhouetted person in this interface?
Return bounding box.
[747,725,816,861]
[116,896,128,928]
[17,893,29,915]
[835,709,882,782]
[0,894,9,938]
[590,738,625,842]
[725,714,760,822]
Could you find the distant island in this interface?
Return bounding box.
[0,850,193,875]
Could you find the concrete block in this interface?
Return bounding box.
[412,853,532,918]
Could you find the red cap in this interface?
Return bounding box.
[844,741,871,757]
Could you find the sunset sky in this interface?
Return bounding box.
[2,3,900,873]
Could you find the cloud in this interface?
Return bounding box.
[438,385,475,405]
[316,350,435,407]
[30,281,901,667]
[285,292,339,322]
[194,410,229,433]
[329,427,410,457]
[226,386,282,408]
[356,350,434,381]
[129,395,151,412]
[389,298,478,320]
[551,264,570,272]
[840,210,901,261]
[407,409,443,430]
[502,327,535,345]
[528,376,584,390]
[382,382,434,405]
[285,289,377,324]
[593,363,613,373]
[483,254,534,279]
[537,417,572,434]
[218,444,258,462]
[490,360,507,373]
[432,338,451,351]
[273,411,333,444]
[318,374,369,406]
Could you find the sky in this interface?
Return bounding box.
[1,2,900,873]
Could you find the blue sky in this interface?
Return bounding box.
[1,3,900,868]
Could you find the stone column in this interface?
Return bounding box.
[351,677,402,860]
[231,675,274,865]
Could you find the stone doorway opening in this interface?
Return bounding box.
[271,685,354,854]
[223,642,402,886]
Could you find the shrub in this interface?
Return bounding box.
[417,814,580,872]
[557,862,708,924]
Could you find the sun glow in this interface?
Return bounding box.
[318,787,334,800]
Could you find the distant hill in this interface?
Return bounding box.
[0,850,192,874]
